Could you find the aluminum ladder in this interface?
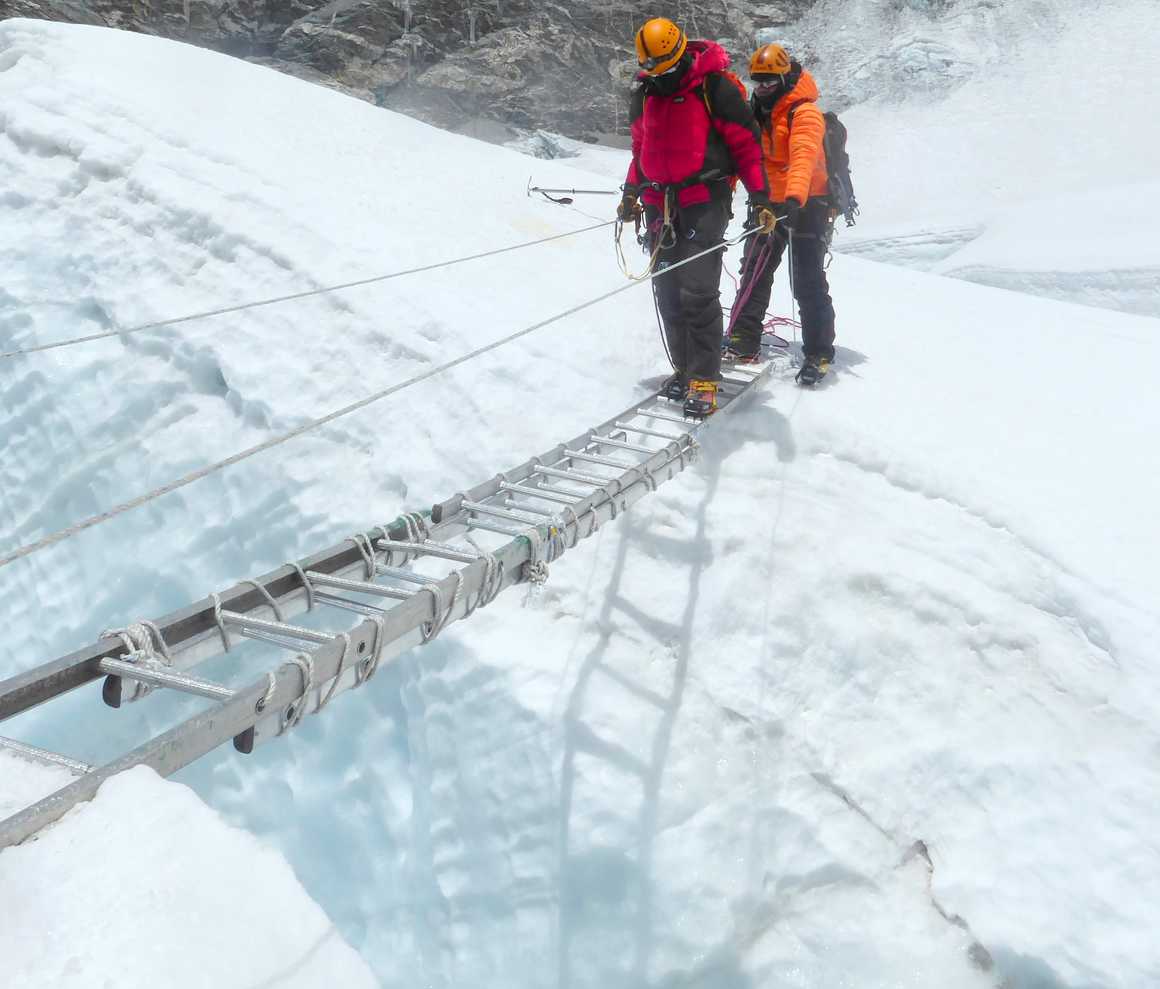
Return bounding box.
[0,361,771,849]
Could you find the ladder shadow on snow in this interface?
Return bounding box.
[556,412,787,989]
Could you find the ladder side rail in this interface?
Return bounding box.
[0,368,770,848]
[1,364,771,727]
[0,672,277,849]
[0,516,418,721]
[100,532,412,708]
[0,533,531,849]
[429,389,671,525]
[246,438,700,750]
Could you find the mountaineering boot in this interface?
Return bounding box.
[683,379,718,418]
[661,371,687,402]
[796,355,831,386]
[722,336,762,364]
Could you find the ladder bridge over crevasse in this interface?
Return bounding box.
[0,361,770,849]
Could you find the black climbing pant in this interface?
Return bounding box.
[646,198,730,383]
[730,198,836,361]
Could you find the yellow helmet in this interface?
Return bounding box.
[634,18,688,76]
[749,43,792,78]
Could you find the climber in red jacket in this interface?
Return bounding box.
[619,17,772,417]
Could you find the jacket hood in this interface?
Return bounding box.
[775,68,820,110]
[635,39,730,94]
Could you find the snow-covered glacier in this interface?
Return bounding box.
[827,0,1160,317]
[2,7,1159,988]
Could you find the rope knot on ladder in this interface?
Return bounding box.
[522,527,554,597]
[463,552,505,618]
[420,571,462,643]
[100,621,172,702]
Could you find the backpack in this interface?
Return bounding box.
[701,70,749,192]
[701,69,748,115]
[787,101,860,227]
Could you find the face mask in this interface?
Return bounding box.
[644,56,690,97]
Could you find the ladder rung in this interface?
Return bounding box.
[236,628,323,653]
[495,497,555,518]
[466,518,529,538]
[614,421,686,441]
[590,435,654,455]
[313,591,389,618]
[376,565,440,586]
[500,482,584,506]
[462,500,548,525]
[221,611,335,646]
[0,735,92,775]
[306,570,414,600]
[375,540,480,565]
[565,449,633,469]
[100,658,235,702]
[633,407,690,425]
[534,465,607,486]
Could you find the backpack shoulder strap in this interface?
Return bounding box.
[700,73,720,116]
[785,98,819,131]
[702,71,751,120]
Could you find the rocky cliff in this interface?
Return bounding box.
[0,0,812,140]
[0,0,1085,142]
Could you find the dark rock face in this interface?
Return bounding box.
[0,0,814,138]
[378,1,815,140]
[0,0,1081,138]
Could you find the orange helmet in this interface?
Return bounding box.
[634,18,688,76]
[750,43,792,78]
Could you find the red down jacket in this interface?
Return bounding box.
[625,40,768,208]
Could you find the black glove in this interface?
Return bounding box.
[617,192,642,223]
[747,193,776,235]
[776,197,802,232]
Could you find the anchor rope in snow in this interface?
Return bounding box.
[0,221,616,361]
[0,227,760,572]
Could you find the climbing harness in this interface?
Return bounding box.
[615,188,674,281]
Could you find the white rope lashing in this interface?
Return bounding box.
[99,620,173,702]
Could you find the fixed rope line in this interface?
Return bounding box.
[0,221,615,361]
[0,226,759,571]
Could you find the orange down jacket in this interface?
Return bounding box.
[760,69,829,204]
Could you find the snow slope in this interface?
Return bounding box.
[3,13,1160,989]
[831,0,1160,318]
[0,754,377,988]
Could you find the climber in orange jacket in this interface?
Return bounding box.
[725,44,837,385]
